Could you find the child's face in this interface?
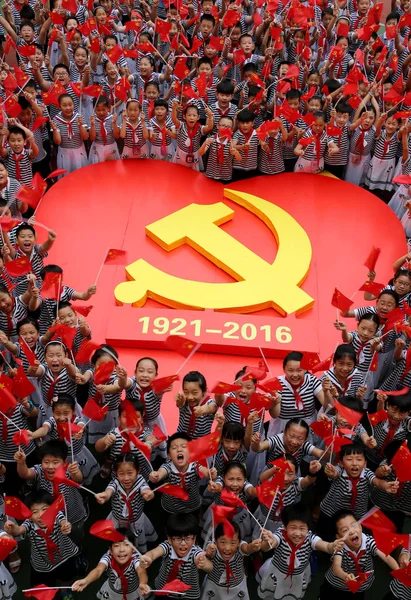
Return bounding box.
[105,38,117,51]
[100,0,112,13]
[204,45,217,59]
[0,292,12,314]
[357,0,370,14]
[202,0,214,12]
[341,452,366,477]
[19,322,39,347]
[240,36,254,54]
[199,19,213,37]
[18,107,33,127]
[168,533,196,557]
[357,319,378,343]
[336,411,350,429]
[230,27,241,43]
[285,520,308,546]
[8,133,25,154]
[286,98,299,110]
[54,67,70,86]
[337,37,348,51]
[139,58,153,77]
[145,85,159,100]
[336,514,362,551]
[223,466,245,493]
[308,74,320,86]
[58,306,77,327]
[0,164,8,188]
[185,107,199,127]
[111,541,133,564]
[199,63,212,76]
[216,533,240,560]
[238,121,253,135]
[234,379,255,404]
[105,62,118,79]
[284,424,307,454]
[293,31,305,43]
[393,275,411,296]
[222,436,242,458]
[115,462,138,491]
[312,117,325,135]
[183,381,204,408]
[119,410,143,432]
[30,501,51,528]
[127,101,140,119]
[308,99,321,113]
[361,111,375,130]
[60,97,74,118]
[95,7,107,22]
[74,48,88,67]
[376,294,397,318]
[154,106,167,121]
[17,228,36,254]
[218,118,233,133]
[335,112,350,128]
[45,345,66,373]
[322,13,333,26]
[66,17,78,30]
[70,33,83,49]
[333,356,355,379]
[284,359,304,386]
[168,437,190,470]
[95,103,109,120]
[20,25,34,42]
[386,117,399,135]
[135,359,157,389]
[283,461,297,488]
[53,403,73,423]
[216,92,232,106]
[41,454,65,480]
[386,404,410,426]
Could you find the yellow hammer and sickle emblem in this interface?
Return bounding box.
[115,189,314,316]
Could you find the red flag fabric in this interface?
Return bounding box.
[62,0,77,13]
[12,429,30,446]
[94,361,116,385]
[53,465,80,489]
[368,410,387,426]
[299,352,321,371]
[0,387,17,413]
[208,36,224,51]
[373,530,409,555]
[391,564,411,587]
[391,441,411,482]
[375,387,409,396]
[165,335,199,358]
[360,508,396,532]
[82,397,108,421]
[16,45,36,58]
[364,246,381,271]
[331,288,353,312]
[104,249,128,265]
[311,355,333,374]
[0,374,13,393]
[211,381,242,394]
[41,272,62,300]
[256,476,283,508]
[151,375,179,394]
[13,65,30,88]
[70,304,93,317]
[249,392,272,411]
[359,281,385,296]
[106,44,123,64]
[0,535,17,562]
[12,366,36,398]
[211,504,237,523]
[4,496,31,519]
[220,488,247,509]
[120,398,140,429]
[151,424,167,444]
[345,572,371,593]
[123,49,139,58]
[49,324,77,350]
[156,580,192,595]
[3,73,18,93]
[24,585,59,600]
[40,495,65,532]
[310,420,333,439]
[173,60,191,80]
[0,217,21,232]
[323,434,353,453]
[4,257,32,278]
[56,421,83,442]
[156,484,189,500]
[334,400,362,426]
[82,85,103,98]
[90,519,125,542]
[75,340,100,364]
[19,337,37,366]
[187,430,221,462]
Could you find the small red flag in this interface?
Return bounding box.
[0,535,17,562]
[156,580,192,595]
[323,434,353,453]
[70,304,93,317]
[310,420,333,439]
[49,324,76,350]
[156,484,189,501]
[0,387,17,413]
[24,585,59,600]
[15,183,43,210]
[374,530,410,556]
[299,352,321,371]
[53,465,80,489]
[13,65,30,88]
[331,288,353,313]
[104,248,128,265]
[82,397,108,422]
[56,421,83,442]
[311,355,333,374]
[4,496,32,519]
[364,246,381,271]
[4,257,32,278]
[249,392,272,411]
[0,217,21,232]
[187,431,221,463]
[165,335,199,358]
[211,381,242,394]
[151,375,179,394]
[40,495,65,533]
[359,507,396,532]
[82,85,103,98]
[75,340,100,364]
[368,410,387,426]
[151,424,167,444]
[359,281,385,296]
[41,272,62,300]
[220,488,247,509]
[17,45,36,58]
[391,564,411,587]
[12,366,36,398]
[211,504,236,523]
[345,572,371,593]
[90,519,125,542]
[391,441,411,482]
[94,361,116,385]
[12,429,30,447]
[334,400,362,426]
[256,477,283,508]
[32,116,49,132]
[106,44,123,64]
[120,398,140,429]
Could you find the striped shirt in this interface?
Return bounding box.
[320,467,376,519]
[349,126,376,157]
[49,87,79,120]
[22,512,79,572]
[125,378,163,423]
[268,528,320,576]
[38,286,76,335]
[176,122,204,154]
[154,541,203,600]
[0,404,36,461]
[258,478,302,521]
[223,398,263,433]
[122,120,147,153]
[88,369,121,412]
[98,552,141,595]
[281,115,308,159]
[107,475,150,525]
[372,130,399,161]
[390,577,411,600]
[148,117,175,151]
[370,461,411,513]
[325,534,377,592]
[205,135,234,181]
[13,244,48,296]
[348,331,377,374]
[298,128,327,162]
[93,114,116,146]
[210,102,237,134]
[43,416,86,455]
[258,130,285,175]
[277,373,323,421]
[177,397,216,439]
[207,547,246,587]
[379,355,411,392]
[319,367,364,400]
[359,417,410,465]
[266,434,315,468]
[0,177,22,218]
[159,460,203,513]
[107,427,153,482]
[53,112,84,149]
[0,295,29,341]
[354,306,398,353]
[213,445,248,477]
[3,149,33,186]
[39,366,77,411]
[232,130,258,171]
[325,122,350,166]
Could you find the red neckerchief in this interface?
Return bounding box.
[166,558,185,582]
[97,116,108,145]
[289,382,305,411]
[108,84,115,105]
[356,341,368,363]
[187,397,208,435]
[347,476,359,509]
[224,560,236,591]
[241,131,253,159]
[355,127,366,157]
[35,529,60,563]
[347,549,365,576]
[379,421,399,457]
[47,372,63,404]
[127,121,140,150]
[153,121,168,153]
[382,135,392,159]
[176,472,187,492]
[120,427,144,453]
[186,122,201,153]
[12,153,24,180]
[282,530,305,579]
[55,115,76,139]
[217,105,230,117]
[216,138,225,166]
[120,489,138,523]
[314,133,322,160]
[110,555,132,600]
[342,375,353,395]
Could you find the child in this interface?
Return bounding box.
[212,417,252,477]
[14,440,87,529]
[0,124,39,186]
[258,118,288,176]
[0,276,40,341]
[319,345,367,404]
[203,522,261,600]
[318,443,398,539]
[210,80,237,133]
[203,116,240,182]
[139,513,213,600]
[345,109,377,186]
[257,503,342,600]
[147,100,176,161]
[0,531,17,598]
[89,96,121,163]
[172,102,213,171]
[334,313,381,377]
[319,509,399,599]
[294,111,338,173]
[232,110,259,180]
[29,394,99,485]
[119,100,150,160]
[149,432,215,514]
[175,371,217,438]
[365,111,400,196]
[95,453,157,552]
[324,104,351,179]
[50,93,88,174]
[4,490,79,588]
[72,529,148,599]
[0,162,27,218]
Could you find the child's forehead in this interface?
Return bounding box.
[42,454,64,462]
[30,502,49,510]
[169,437,188,446]
[287,519,308,527]
[342,451,365,459]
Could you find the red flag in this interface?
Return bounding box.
[120,398,140,429]
[359,281,385,296]
[123,49,139,58]
[125,21,140,31]
[345,572,371,593]
[336,22,349,36]
[4,34,16,53]
[151,375,179,394]
[243,363,267,380]
[104,248,128,265]
[190,37,203,54]
[12,366,35,398]
[15,182,43,210]
[4,256,32,278]
[249,392,272,411]
[106,44,123,64]
[368,410,387,426]
[114,83,128,102]
[374,387,409,396]
[12,429,30,446]
[223,9,240,27]
[56,421,83,442]
[13,65,30,88]
[323,434,353,453]
[82,85,103,98]
[94,361,116,385]
[31,116,49,132]
[82,397,108,422]
[38,495,65,532]
[0,217,21,232]
[211,504,237,523]
[53,465,80,489]
[2,96,20,118]
[17,45,36,58]
[211,381,242,394]
[75,340,100,364]
[0,387,17,413]
[391,441,411,482]
[24,586,59,600]
[90,519,125,542]
[49,324,77,350]
[233,50,246,65]
[0,535,17,562]
[360,508,396,532]
[187,430,221,462]
[208,36,224,51]
[3,73,18,93]
[310,420,333,439]
[256,476,282,508]
[311,355,333,374]
[165,335,199,357]
[364,246,381,271]
[156,484,189,500]
[220,488,247,509]
[41,272,62,300]
[334,400,362,426]
[50,12,65,24]
[62,0,77,12]
[4,496,31,519]
[71,304,93,317]
[124,430,151,461]
[384,308,406,332]
[156,580,192,595]
[331,288,353,312]
[393,174,411,185]
[0,374,13,393]
[299,352,321,371]
[374,530,410,555]
[391,564,411,587]
[151,424,167,444]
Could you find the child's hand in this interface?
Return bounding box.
[141,488,155,501]
[249,538,262,552]
[324,463,338,479]
[90,115,95,126]
[104,433,116,449]
[60,519,72,534]
[175,391,186,408]
[384,480,400,494]
[72,426,85,441]
[195,551,208,569]
[251,432,261,444]
[332,538,345,553]
[207,481,220,493]
[321,378,333,393]
[63,357,73,367]
[0,330,8,344]
[149,471,160,483]
[247,411,260,425]
[48,230,57,242]
[309,460,321,475]
[370,337,381,350]
[261,529,275,546]
[77,115,84,126]
[205,542,217,557]
[14,449,26,463]
[365,436,377,449]
[3,520,15,534]
[214,412,225,427]
[193,405,205,417]
[333,320,346,331]
[86,284,97,296]
[376,464,391,477]
[138,584,151,596]
[395,338,406,351]
[356,386,367,401]
[317,412,330,422]
[97,384,110,394]
[209,467,217,480]
[139,554,152,569]
[72,579,88,592]
[376,392,387,404]
[399,551,410,568]
[367,270,376,282]
[67,461,80,475]
[76,372,87,384]
[95,491,110,504]
[344,573,357,582]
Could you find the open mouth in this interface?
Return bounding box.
[350,535,360,544]
[176,453,185,464]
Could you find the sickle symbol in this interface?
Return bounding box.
[114,189,314,316]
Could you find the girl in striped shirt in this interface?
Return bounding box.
[89,96,121,164]
[365,111,400,196]
[119,100,150,160]
[176,371,217,439]
[50,93,88,175]
[172,102,214,171]
[294,111,339,174]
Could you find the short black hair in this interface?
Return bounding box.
[386,392,411,411]
[215,521,240,539]
[222,460,247,478]
[237,109,255,123]
[91,345,118,365]
[166,513,198,537]
[167,431,192,452]
[281,502,311,527]
[17,317,39,334]
[200,13,215,25]
[26,490,54,509]
[216,80,234,95]
[222,421,245,441]
[40,440,68,461]
[16,223,36,237]
[52,393,76,411]
[283,351,303,368]
[40,264,63,280]
[378,289,399,306]
[182,371,207,393]
[333,344,356,365]
[332,508,356,535]
[340,442,366,460]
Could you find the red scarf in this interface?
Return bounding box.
[289,382,305,411]
[355,127,366,157]
[55,115,75,139]
[348,476,359,509]
[347,549,365,576]
[35,529,60,563]
[110,556,132,600]
[12,153,24,180]
[166,559,184,582]
[379,422,399,457]
[216,140,225,166]
[47,372,63,404]
[342,375,353,395]
[242,131,253,159]
[314,133,322,161]
[154,122,167,155]
[120,489,138,523]
[218,106,230,117]
[97,117,108,145]
[283,530,305,579]
[381,136,392,159]
[186,122,201,154]
[187,397,208,436]
[224,560,236,591]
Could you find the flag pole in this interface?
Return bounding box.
[94,248,109,286]
[68,421,75,464]
[259,486,279,538]
[176,344,202,374]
